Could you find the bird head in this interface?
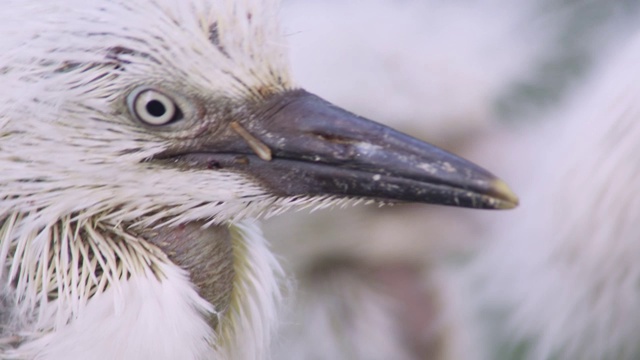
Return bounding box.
[0,0,517,230]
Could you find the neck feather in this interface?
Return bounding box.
[0,213,284,360]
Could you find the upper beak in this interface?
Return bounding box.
[167,90,518,210]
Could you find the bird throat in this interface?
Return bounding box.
[140,223,235,330]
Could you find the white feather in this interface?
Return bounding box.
[441,26,640,360]
[8,264,214,360]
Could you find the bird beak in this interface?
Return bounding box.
[168,90,518,209]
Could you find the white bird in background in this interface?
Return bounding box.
[0,0,518,359]
[272,1,547,358]
[272,1,640,358]
[439,26,640,360]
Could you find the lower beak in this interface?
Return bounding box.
[170,90,518,210]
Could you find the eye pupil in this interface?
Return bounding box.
[127,87,183,126]
[146,100,166,117]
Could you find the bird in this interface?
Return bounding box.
[270,0,557,358]
[0,0,519,359]
[437,25,640,360]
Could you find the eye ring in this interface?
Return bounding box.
[127,87,182,126]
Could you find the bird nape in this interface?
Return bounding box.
[0,0,517,359]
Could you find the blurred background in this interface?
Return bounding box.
[264,1,640,359]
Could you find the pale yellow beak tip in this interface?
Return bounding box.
[490,179,519,209]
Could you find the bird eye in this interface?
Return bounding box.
[127,87,182,126]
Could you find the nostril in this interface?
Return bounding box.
[310,133,362,161]
[207,160,222,170]
[313,132,357,145]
